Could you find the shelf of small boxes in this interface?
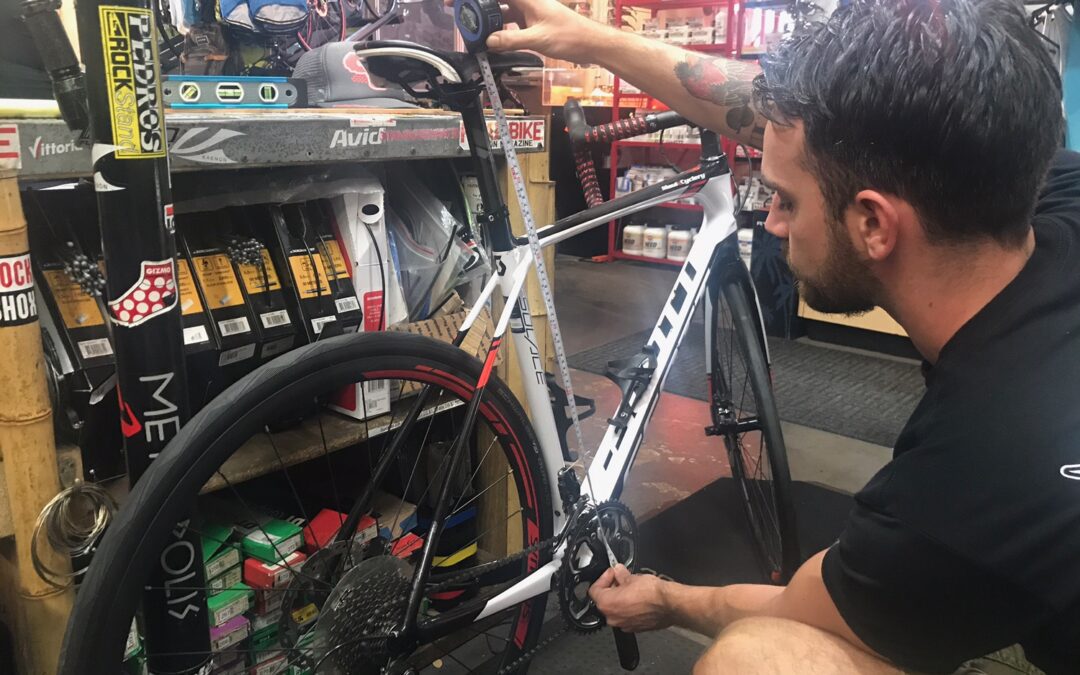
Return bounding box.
[124,490,436,673]
[122,489,456,674]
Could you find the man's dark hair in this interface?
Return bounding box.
[753,0,1063,248]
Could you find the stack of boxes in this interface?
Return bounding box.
[637,14,724,47]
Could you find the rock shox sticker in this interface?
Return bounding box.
[107,259,177,327]
[99,6,167,158]
[0,252,37,326]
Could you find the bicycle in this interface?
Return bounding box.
[59,32,799,675]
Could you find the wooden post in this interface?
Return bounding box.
[0,169,74,675]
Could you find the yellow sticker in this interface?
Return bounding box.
[99,6,166,158]
[291,602,319,626]
[287,254,333,300]
[319,239,350,278]
[41,269,105,329]
[176,258,204,316]
[237,249,282,295]
[191,254,243,309]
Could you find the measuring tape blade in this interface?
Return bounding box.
[476,53,588,467]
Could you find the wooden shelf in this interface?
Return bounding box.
[613,251,685,267]
[201,393,464,493]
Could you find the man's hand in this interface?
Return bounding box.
[444,0,605,62]
[588,564,673,633]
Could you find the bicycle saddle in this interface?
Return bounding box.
[353,40,541,87]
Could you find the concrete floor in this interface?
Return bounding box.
[554,254,896,515]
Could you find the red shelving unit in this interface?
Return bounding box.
[612,251,686,266]
[604,0,745,264]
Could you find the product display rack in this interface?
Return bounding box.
[605,0,743,265]
[6,108,546,180]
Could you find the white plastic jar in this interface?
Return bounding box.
[667,228,693,261]
[643,225,668,258]
[622,224,645,255]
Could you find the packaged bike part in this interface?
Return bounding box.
[326,178,405,421]
[301,508,377,553]
[243,549,307,590]
[384,167,490,320]
[180,214,261,374]
[207,563,242,596]
[206,583,253,626]
[208,614,249,652]
[25,188,125,480]
[369,490,419,541]
[203,496,306,562]
[226,207,297,362]
[262,204,353,343]
[209,655,246,675]
[201,522,240,580]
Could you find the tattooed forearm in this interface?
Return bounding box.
[674,55,766,147]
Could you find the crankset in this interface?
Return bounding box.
[557,500,639,633]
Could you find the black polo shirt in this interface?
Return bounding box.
[822,150,1080,674]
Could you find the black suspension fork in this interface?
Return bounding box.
[71,0,209,671]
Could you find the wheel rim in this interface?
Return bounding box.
[711,285,786,583]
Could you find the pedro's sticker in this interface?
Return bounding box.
[0,252,37,327]
[99,6,166,158]
[237,249,282,295]
[192,254,243,308]
[107,259,177,327]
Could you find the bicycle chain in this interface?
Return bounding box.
[425,533,559,593]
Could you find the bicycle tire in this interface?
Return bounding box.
[59,331,553,674]
[709,268,800,583]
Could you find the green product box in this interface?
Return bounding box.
[250,623,279,652]
[121,645,146,675]
[206,583,253,626]
[124,619,140,660]
[207,563,242,596]
[242,519,304,562]
[250,608,281,634]
[202,522,240,579]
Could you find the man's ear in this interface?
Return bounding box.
[850,189,899,262]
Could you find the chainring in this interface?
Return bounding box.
[557,500,638,633]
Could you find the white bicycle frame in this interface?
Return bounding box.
[451,167,748,621]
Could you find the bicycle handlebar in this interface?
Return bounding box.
[564,98,703,208]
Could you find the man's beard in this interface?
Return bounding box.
[784,217,880,315]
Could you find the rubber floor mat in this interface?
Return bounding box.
[568,324,923,448]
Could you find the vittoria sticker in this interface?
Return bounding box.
[107,259,178,327]
[0,252,37,327]
[99,6,166,158]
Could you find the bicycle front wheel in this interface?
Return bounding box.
[60,331,553,675]
[708,271,800,583]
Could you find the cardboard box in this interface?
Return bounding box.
[250,653,289,675]
[212,657,247,675]
[250,608,282,634]
[208,564,242,596]
[326,179,404,421]
[229,208,297,362]
[209,614,250,652]
[180,216,260,370]
[263,202,362,344]
[202,523,240,579]
[243,550,307,589]
[207,583,253,626]
[254,586,284,615]
[301,508,377,553]
[370,491,418,541]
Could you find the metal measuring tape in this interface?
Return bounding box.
[453,0,588,464]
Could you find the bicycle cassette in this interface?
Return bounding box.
[558,500,638,633]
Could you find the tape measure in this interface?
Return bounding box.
[458,4,587,467]
[454,0,503,53]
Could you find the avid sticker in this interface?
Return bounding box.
[107,259,177,327]
[0,252,37,327]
